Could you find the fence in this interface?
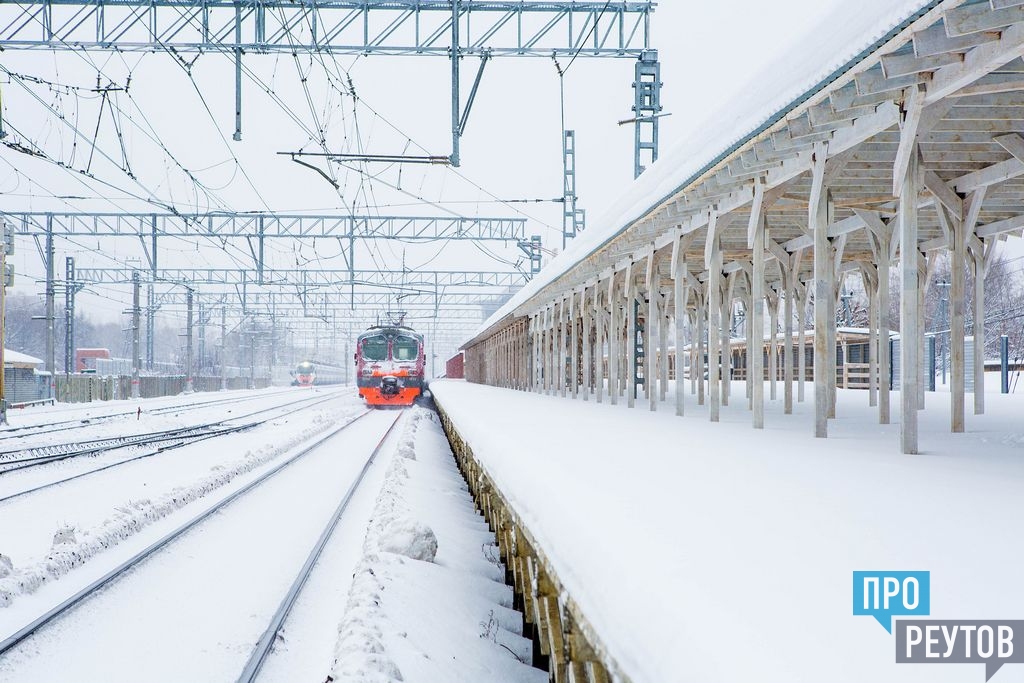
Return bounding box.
[54,374,272,403]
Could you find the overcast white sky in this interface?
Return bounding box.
[0,0,917,360]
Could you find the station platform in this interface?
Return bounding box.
[429,379,1024,683]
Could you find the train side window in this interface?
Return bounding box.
[393,336,419,361]
[362,335,388,361]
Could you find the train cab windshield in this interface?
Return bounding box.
[393,336,419,361]
[361,335,388,361]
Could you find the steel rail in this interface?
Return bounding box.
[0,386,306,442]
[0,408,378,656]
[0,392,349,503]
[236,409,403,682]
[0,389,342,472]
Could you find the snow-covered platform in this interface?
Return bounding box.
[430,379,1024,683]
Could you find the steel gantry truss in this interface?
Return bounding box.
[0,1,655,55]
[0,0,658,174]
[9,212,527,241]
[150,290,511,310]
[74,267,529,289]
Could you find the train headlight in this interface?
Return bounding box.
[361,368,373,376]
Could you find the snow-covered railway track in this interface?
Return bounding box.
[0,409,400,678]
[0,389,345,503]
[0,387,307,443]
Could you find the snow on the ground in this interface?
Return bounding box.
[328,407,544,683]
[0,388,362,616]
[0,409,400,682]
[429,379,1024,683]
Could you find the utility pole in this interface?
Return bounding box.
[146,284,155,369]
[184,288,194,393]
[198,301,206,377]
[248,318,256,390]
[45,217,55,380]
[450,0,460,166]
[64,256,76,375]
[131,271,141,399]
[267,312,275,378]
[0,221,13,424]
[220,307,227,391]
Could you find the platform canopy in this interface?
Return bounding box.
[467,0,1024,336]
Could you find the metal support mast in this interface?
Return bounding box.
[146,285,155,369]
[633,49,662,178]
[450,0,460,166]
[562,130,585,249]
[44,218,55,378]
[185,288,195,393]
[220,307,228,391]
[131,270,141,399]
[0,222,11,424]
[64,256,77,375]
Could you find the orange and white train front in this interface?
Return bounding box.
[355,326,425,407]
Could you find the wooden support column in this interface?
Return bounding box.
[626,262,638,408]
[695,301,706,405]
[530,316,538,391]
[798,282,807,403]
[878,234,892,424]
[810,141,829,438]
[783,267,795,415]
[918,262,927,410]
[707,216,722,422]
[690,311,698,398]
[674,244,688,417]
[721,275,734,407]
[535,315,543,393]
[751,215,765,429]
[570,291,578,399]
[558,298,567,398]
[643,253,655,407]
[659,296,669,403]
[949,205,965,430]
[608,275,619,406]
[541,308,549,394]
[595,283,604,403]
[899,146,921,454]
[744,289,752,407]
[768,289,779,401]
[973,247,987,415]
[585,284,593,401]
[863,269,879,408]
[827,237,844,420]
[649,273,660,412]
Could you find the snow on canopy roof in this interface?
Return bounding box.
[4,348,43,366]
[462,0,935,348]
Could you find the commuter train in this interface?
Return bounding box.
[292,361,316,387]
[290,360,346,387]
[355,323,426,406]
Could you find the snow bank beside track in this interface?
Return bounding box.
[328,407,542,683]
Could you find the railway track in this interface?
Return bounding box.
[0,408,401,672]
[0,389,348,503]
[0,387,316,443]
